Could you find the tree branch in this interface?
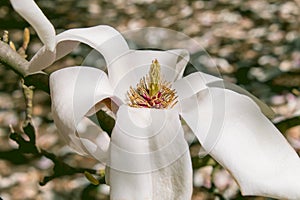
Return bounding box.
[0,40,29,77]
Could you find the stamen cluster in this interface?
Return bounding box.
[127,59,177,109]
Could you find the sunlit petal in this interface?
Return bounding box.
[28,25,129,73]
[207,80,275,118]
[50,66,113,161]
[10,0,55,51]
[107,105,192,199]
[174,72,274,118]
[180,87,300,199]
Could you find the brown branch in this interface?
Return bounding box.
[0,40,50,92]
[0,40,29,77]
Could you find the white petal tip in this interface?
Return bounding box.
[45,36,56,52]
[10,0,56,51]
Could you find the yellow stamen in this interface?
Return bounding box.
[127,59,177,109]
[149,59,161,96]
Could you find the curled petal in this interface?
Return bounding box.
[174,72,274,118]
[167,49,190,81]
[180,87,300,199]
[69,118,110,162]
[50,67,113,162]
[173,72,208,102]
[28,25,129,73]
[10,0,55,51]
[207,80,275,118]
[110,49,189,101]
[107,105,192,199]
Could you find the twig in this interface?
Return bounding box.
[0,40,29,77]
[0,40,50,92]
[9,122,103,186]
[39,149,99,186]
[22,81,34,123]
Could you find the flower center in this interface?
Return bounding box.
[127,59,177,109]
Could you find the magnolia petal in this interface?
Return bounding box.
[173,72,208,102]
[174,72,275,118]
[10,0,55,51]
[50,67,113,161]
[68,118,110,162]
[110,49,189,101]
[168,49,190,80]
[207,80,275,118]
[28,25,129,73]
[107,105,192,200]
[180,87,300,199]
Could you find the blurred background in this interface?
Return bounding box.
[0,0,300,199]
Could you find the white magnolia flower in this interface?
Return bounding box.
[48,49,300,200]
[10,0,300,199]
